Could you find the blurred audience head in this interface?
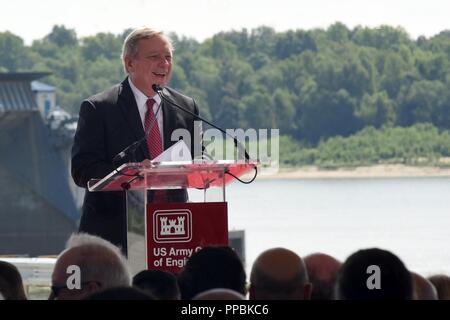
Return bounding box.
[411,272,438,300]
[0,260,27,300]
[49,233,131,300]
[304,252,341,300]
[133,269,180,300]
[193,288,246,300]
[336,248,413,300]
[427,274,450,300]
[249,247,311,300]
[178,246,246,300]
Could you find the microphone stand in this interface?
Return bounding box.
[152,84,250,163]
[152,84,257,184]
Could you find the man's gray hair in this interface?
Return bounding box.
[121,27,174,74]
[65,233,131,289]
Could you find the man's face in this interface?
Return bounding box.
[125,35,173,96]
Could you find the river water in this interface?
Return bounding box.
[221,177,450,276]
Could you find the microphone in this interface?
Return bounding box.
[112,97,163,166]
[112,139,143,164]
[152,84,250,162]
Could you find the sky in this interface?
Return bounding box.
[1,0,450,44]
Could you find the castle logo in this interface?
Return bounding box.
[153,210,192,243]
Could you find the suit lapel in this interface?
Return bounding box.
[117,79,149,160]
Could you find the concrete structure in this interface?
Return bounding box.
[0,72,79,256]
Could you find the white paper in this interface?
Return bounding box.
[153,140,192,162]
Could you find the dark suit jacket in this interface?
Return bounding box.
[71,78,200,251]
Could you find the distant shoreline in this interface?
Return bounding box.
[256,164,450,179]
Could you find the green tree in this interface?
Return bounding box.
[272,88,296,133]
[397,80,446,126]
[379,51,417,98]
[0,32,28,71]
[274,30,317,59]
[45,25,78,47]
[415,50,449,81]
[81,33,122,61]
[356,91,396,128]
[327,22,350,43]
[352,25,412,50]
[243,91,275,129]
[299,88,360,144]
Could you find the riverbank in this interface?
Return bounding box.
[256,164,450,179]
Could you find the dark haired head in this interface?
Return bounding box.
[0,261,27,300]
[133,270,180,300]
[178,246,246,300]
[336,248,413,300]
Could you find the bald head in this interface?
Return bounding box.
[412,272,438,300]
[193,288,246,300]
[304,253,341,280]
[250,248,311,300]
[304,253,341,300]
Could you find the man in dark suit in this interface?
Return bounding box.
[71,27,201,251]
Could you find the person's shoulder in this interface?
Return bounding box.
[163,87,195,105]
[84,82,124,106]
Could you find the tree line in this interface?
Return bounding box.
[1,23,450,166]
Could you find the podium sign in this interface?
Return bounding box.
[146,202,228,273]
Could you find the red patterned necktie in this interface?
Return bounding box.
[144,98,166,203]
[144,98,163,160]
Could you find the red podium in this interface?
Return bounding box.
[87,160,257,273]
